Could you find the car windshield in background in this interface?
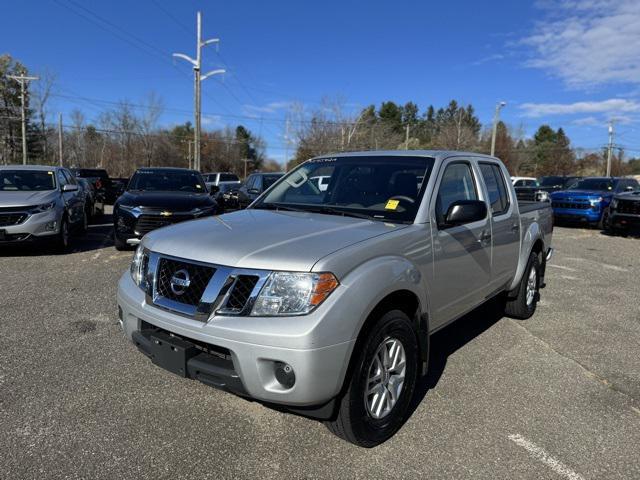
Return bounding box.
[0,170,57,191]
[220,173,239,182]
[74,169,108,179]
[539,176,564,187]
[128,170,206,193]
[263,175,283,190]
[255,156,434,223]
[569,178,614,191]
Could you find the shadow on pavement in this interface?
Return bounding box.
[406,297,506,419]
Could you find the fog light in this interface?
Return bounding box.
[275,362,296,389]
[45,221,57,231]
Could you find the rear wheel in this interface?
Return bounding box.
[504,252,540,319]
[325,309,418,447]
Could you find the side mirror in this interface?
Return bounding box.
[210,185,220,194]
[443,200,487,227]
[62,184,79,192]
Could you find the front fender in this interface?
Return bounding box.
[336,255,429,341]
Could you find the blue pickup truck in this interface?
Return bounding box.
[551,177,639,228]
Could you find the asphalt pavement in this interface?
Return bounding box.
[1,215,639,479]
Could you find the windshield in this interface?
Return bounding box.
[568,178,615,191]
[0,170,57,191]
[539,176,564,187]
[254,156,434,223]
[262,174,283,190]
[127,170,206,193]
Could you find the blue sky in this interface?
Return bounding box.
[3,0,640,162]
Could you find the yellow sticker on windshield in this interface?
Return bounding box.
[385,199,399,210]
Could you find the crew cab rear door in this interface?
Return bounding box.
[477,161,520,290]
[428,158,492,328]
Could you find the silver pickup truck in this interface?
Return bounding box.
[117,151,553,447]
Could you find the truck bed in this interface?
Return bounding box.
[518,200,551,214]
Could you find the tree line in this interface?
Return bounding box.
[288,98,637,177]
[2,53,638,178]
[0,54,273,177]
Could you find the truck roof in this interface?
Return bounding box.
[310,150,499,161]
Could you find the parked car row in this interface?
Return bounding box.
[512,174,640,235]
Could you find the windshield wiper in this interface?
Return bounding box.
[253,203,308,213]
[310,206,374,221]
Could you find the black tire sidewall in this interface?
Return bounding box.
[346,310,418,446]
[522,253,540,315]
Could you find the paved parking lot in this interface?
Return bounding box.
[1,214,639,479]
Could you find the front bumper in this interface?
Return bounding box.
[0,209,60,243]
[610,212,640,229]
[552,207,601,223]
[117,272,355,408]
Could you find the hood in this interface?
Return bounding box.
[143,209,408,272]
[0,190,58,208]
[614,191,640,201]
[551,190,611,200]
[118,191,215,210]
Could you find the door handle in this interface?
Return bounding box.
[511,223,520,232]
[477,231,492,245]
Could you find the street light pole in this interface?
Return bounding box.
[490,101,506,157]
[173,11,225,172]
[8,74,39,165]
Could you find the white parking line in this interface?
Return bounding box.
[564,257,628,272]
[508,434,585,480]
[548,264,578,272]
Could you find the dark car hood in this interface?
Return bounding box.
[614,191,640,201]
[117,191,215,210]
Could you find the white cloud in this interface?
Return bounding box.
[472,53,505,66]
[201,115,222,126]
[571,116,601,126]
[519,98,640,117]
[243,101,292,115]
[522,0,640,88]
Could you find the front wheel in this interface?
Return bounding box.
[325,310,418,447]
[504,252,540,319]
[598,207,610,230]
[54,215,71,252]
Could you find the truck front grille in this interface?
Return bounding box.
[156,258,216,306]
[616,200,640,215]
[552,201,591,210]
[148,254,269,319]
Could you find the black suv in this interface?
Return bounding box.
[113,168,218,250]
[237,172,284,209]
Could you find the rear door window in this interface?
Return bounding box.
[479,163,510,215]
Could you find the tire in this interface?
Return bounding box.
[79,209,89,235]
[114,232,129,251]
[55,215,71,252]
[598,207,610,230]
[504,252,540,319]
[325,310,418,447]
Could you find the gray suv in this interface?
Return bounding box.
[0,165,87,249]
[117,151,553,446]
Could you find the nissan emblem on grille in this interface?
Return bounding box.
[170,269,191,296]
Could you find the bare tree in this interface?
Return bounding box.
[138,92,164,167]
[32,70,56,163]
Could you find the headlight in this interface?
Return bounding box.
[118,204,141,216]
[589,197,603,206]
[610,198,618,210]
[251,272,339,316]
[29,201,56,213]
[130,245,149,290]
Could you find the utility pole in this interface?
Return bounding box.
[187,140,192,169]
[58,113,63,166]
[490,101,506,157]
[405,123,410,150]
[173,11,225,172]
[606,121,614,177]
[8,74,38,165]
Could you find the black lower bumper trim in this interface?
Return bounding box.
[132,328,248,397]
